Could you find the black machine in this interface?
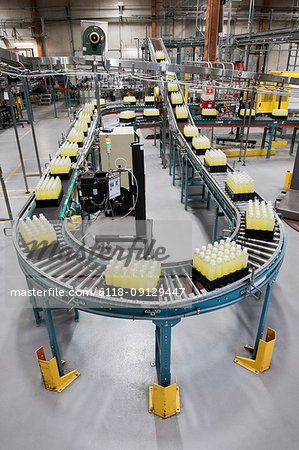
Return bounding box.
[77,170,133,215]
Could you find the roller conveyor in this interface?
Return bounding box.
[11,41,286,321]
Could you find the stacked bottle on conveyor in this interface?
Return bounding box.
[105,257,161,292]
[155,50,165,61]
[192,239,249,291]
[226,171,255,201]
[68,129,84,146]
[168,82,178,92]
[239,108,256,117]
[19,214,57,251]
[202,108,218,118]
[171,92,183,105]
[60,142,78,160]
[84,102,95,114]
[143,108,159,119]
[120,110,136,122]
[192,135,210,152]
[35,176,62,206]
[245,199,275,241]
[272,108,288,118]
[50,156,72,178]
[183,125,199,141]
[93,99,106,107]
[78,111,91,125]
[74,120,88,134]
[204,149,227,172]
[175,105,188,120]
[123,96,137,104]
[144,96,155,104]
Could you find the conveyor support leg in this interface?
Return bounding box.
[149,319,181,418]
[213,205,219,242]
[234,282,276,373]
[290,127,298,155]
[42,301,64,377]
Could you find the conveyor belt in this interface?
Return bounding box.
[12,43,286,321]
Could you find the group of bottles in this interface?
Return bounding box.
[143,108,159,117]
[202,108,218,116]
[239,109,256,117]
[19,214,57,250]
[144,96,155,103]
[155,50,165,61]
[183,125,199,138]
[78,111,91,124]
[50,156,71,175]
[68,128,84,143]
[35,176,62,200]
[123,96,136,103]
[83,102,95,114]
[227,172,255,194]
[120,110,136,121]
[60,141,78,158]
[246,199,275,231]
[205,149,227,166]
[105,257,162,291]
[192,135,210,150]
[193,239,249,282]
[272,108,288,117]
[74,120,88,133]
[171,92,183,105]
[175,105,188,120]
[168,82,178,92]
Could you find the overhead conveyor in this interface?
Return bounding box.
[10,40,287,417]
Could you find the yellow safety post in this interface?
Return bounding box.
[234,328,276,374]
[36,347,80,392]
[149,380,180,418]
[284,170,292,189]
[184,74,188,102]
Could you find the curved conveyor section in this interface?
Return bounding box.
[12,48,286,321]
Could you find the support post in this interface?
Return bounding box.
[154,319,180,386]
[234,282,276,374]
[23,77,42,176]
[172,139,176,186]
[290,127,297,155]
[52,77,57,118]
[169,130,172,175]
[261,127,267,149]
[149,319,181,418]
[0,165,13,221]
[213,204,219,242]
[42,301,64,377]
[185,157,189,211]
[26,276,41,326]
[266,124,275,159]
[252,282,274,358]
[6,80,30,193]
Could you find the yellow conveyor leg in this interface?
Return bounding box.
[234,328,276,374]
[149,381,180,418]
[36,346,80,392]
[284,170,292,189]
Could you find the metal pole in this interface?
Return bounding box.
[23,78,42,176]
[6,80,30,193]
[154,126,157,146]
[153,319,180,387]
[161,85,167,168]
[0,165,13,221]
[22,78,31,124]
[213,204,219,242]
[93,61,102,127]
[64,76,70,116]
[42,303,64,377]
[51,77,57,118]
[252,282,274,359]
[242,89,255,166]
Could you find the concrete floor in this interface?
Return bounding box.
[0,103,299,450]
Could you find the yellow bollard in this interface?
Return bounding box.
[149,380,180,418]
[234,328,276,374]
[284,171,292,189]
[36,347,80,392]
